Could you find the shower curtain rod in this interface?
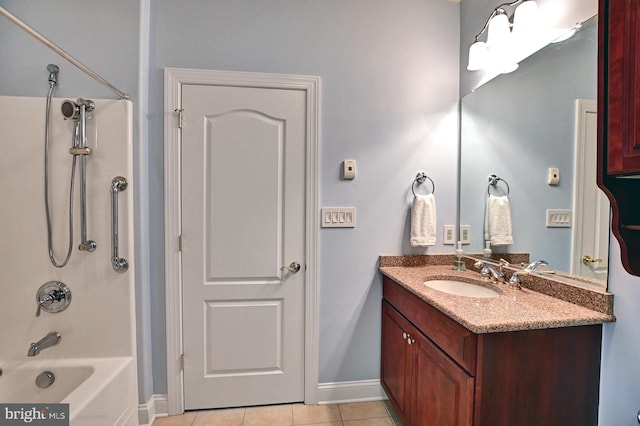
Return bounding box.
[0,6,130,100]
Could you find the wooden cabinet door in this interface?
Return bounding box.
[381,301,413,423]
[382,299,474,426]
[602,0,640,174]
[412,329,474,426]
[597,0,640,275]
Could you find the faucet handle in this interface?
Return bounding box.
[35,281,71,317]
[509,271,528,289]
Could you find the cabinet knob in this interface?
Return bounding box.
[402,332,407,340]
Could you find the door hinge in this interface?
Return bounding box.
[174,108,184,129]
[180,353,185,370]
[178,234,183,252]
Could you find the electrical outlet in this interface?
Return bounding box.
[459,225,471,244]
[443,225,455,245]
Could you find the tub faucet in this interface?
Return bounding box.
[28,332,61,357]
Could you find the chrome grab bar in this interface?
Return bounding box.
[77,99,96,252]
[111,176,129,272]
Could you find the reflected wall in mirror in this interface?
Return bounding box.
[460,16,609,286]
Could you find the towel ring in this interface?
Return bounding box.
[412,172,435,196]
[487,174,510,195]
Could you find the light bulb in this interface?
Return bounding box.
[467,41,488,71]
[513,0,539,41]
[486,11,511,49]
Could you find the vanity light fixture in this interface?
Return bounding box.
[467,0,539,73]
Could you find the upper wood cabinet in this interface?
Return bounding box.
[598,0,640,275]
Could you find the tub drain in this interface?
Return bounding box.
[35,371,55,388]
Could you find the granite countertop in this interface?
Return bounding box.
[379,256,616,334]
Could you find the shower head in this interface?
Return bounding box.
[47,64,59,85]
[61,100,79,120]
[61,98,95,120]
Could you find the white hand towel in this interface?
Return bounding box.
[484,195,513,246]
[411,194,437,247]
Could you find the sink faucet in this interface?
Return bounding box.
[28,332,61,357]
[474,261,506,283]
[524,260,549,272]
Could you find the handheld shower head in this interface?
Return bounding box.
[61,100,79,120]
[61,98,95,120]
[47,64,59,86]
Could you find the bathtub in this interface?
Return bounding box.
[0,357,137,425]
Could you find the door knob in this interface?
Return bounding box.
[582,255,603,265]
[281,261,301,273]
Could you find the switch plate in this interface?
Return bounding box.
[343,160,356,180]
[546,209,572,227]
[321,207,356,228]
[443,225,455,245]
[459,225,471,244]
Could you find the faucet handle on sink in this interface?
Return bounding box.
[509,271,528,289]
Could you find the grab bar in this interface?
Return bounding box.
[77,100,97,252]
[111,176,129,272]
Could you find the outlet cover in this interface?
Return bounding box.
[459,225,471,244]
[443,225,455,245]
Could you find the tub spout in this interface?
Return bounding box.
[28,332,61,357]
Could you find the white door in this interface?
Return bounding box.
[181,84,306,409]
[572,99,609,281]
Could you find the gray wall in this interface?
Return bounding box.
[148,0,460,392]
[0,0,460,403]
[599,240,640,424]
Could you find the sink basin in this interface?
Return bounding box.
[424,279,500,298]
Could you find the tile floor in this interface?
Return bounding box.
[152,400,402,426]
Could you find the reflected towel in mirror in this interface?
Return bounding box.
[484,195,513,245]
[411,194,437,247]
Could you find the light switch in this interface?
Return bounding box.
[546,209,572,227]
[321,207,356,228]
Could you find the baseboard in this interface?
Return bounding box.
[317,379,388,405]
[138,394,168,425]
[138,381,385,421]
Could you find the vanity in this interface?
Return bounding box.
[379,255,615,426]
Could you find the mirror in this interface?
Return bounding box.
[460,16,608,287]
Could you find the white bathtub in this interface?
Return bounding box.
[0,357,137,425]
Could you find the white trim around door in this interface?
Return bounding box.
[164,67,320,415]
